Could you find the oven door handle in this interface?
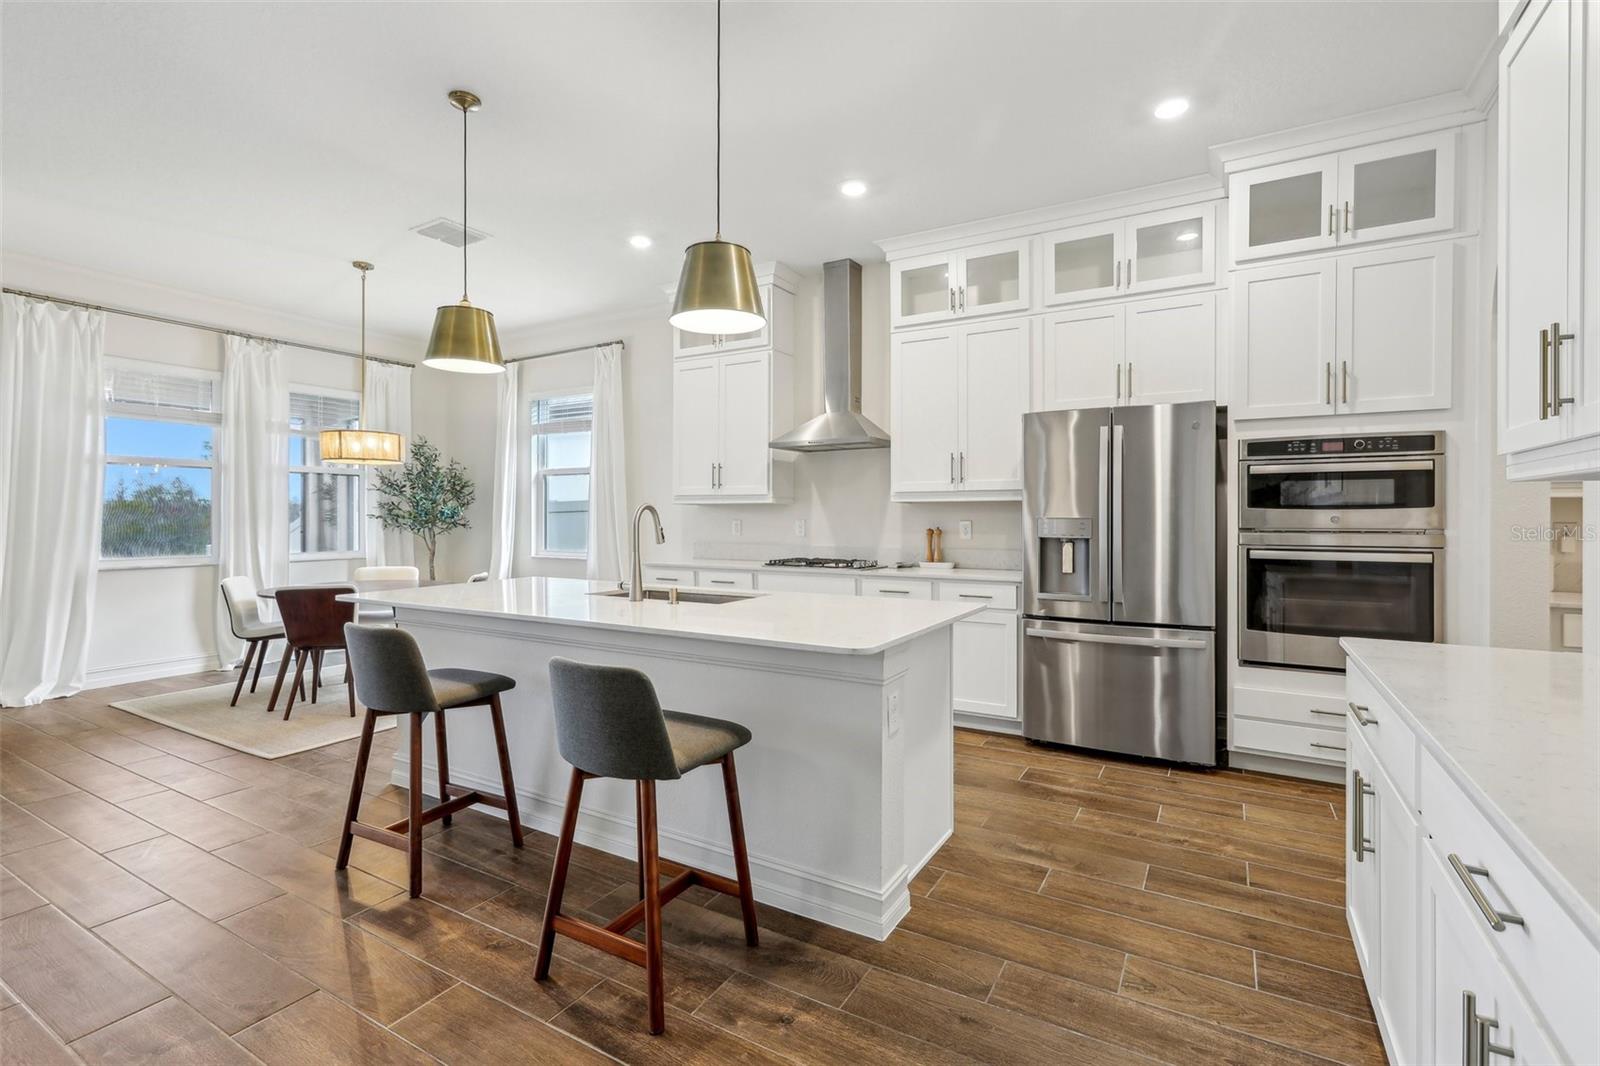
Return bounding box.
[1244,460,1436,476]
[1246,549,1435,565]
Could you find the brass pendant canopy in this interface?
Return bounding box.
[669,240,764,334]
[671,0,765,336]
[321,260,405,465]
[423,88,504,374]
[423,299,505,373]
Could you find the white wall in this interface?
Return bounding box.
[416,262,1025,585]
[4,254,446,686]
[1586,484,1598,659]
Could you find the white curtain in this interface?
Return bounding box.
[586,342,629,582]
[487,360,520,580]
[0,295,105,706]
[214,336,289,668]
[363,362,415,568]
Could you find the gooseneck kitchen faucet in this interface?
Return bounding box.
[629,504,666,602]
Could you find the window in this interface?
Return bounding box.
[289,391,363,556]
[531,394,592,556]
[101,362,220,564]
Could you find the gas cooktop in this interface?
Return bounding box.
[765,557,879,570]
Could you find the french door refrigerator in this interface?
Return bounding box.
[1021,402,1223,765]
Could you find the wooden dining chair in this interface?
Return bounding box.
[267,585,357,720]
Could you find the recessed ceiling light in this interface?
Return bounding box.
[1176,230,1200,243]
[628,234,653,250]
[1153,97,1190,121]
[839,179,868,198]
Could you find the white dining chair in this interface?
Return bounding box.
[353,565,419,622]
[219,576,287,707]
[468,572,490,583]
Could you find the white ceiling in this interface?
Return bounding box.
[2,1,1495,350]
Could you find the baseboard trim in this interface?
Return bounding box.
[1227,748,1344,784]
[391,757,913,941]
[954,712,1023,735]
[84,653,220,691]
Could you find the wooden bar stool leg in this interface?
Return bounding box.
[434,710,452,827]
[230,640,257,707]
[721,754,760,947]
[250,638,270,692]
[535,768,586,980]
[283,650,309,720]
[407,714,424,898]
[265,644,293,714]
[640,779,666,1034]
[488,696,524,847]
[335,710,377,870]
[635,785,646,899]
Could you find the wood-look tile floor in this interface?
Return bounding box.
[0,671,1385,1065]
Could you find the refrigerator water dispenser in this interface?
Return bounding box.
[1035,517,1093,598]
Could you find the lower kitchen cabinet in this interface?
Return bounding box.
[949,608,1019,721]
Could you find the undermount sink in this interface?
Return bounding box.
[592,587,757,605]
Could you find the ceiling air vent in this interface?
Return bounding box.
[411,217,490,248]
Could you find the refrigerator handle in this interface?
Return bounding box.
[1097,426,1110,605]
[1025,627,1209,651]
[1111,423,1125,604]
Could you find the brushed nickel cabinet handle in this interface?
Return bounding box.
[1311,740,1346,752]
[958,285,965,312]
[1463,991,1516,1065]
[958,593,992,600]
[1114,259,1121,289]
[1127,363,1133,398]
[949,287,956,313]
[1448,854,1525,931]
[1552,321,1576,412]
[1348,701,1375,726]
[1328,204,1335,236]
[1126,259,1133,286]
[1324,362,1333,404]
[950,452,956,485]
[708,579,734,585]
[1344,201,1352,234]
[878,588,911,595]
[959,452,966,483]
[1341,360,1349,404]
[1541,328,1552,418]
[1307,707,1344,717]
[1115,364,1122,400]
[1350,769,1374,859]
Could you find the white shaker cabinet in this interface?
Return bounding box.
[949,609,1019,720]
[672,358,721,497]
[1037,293,1216,411]
[671,350,794,503]
[892,319,1029,500]
[1498,0,1600,478]
[1231,259,1338,419]
[1041,203,1216,306]
[890,239,1031,328]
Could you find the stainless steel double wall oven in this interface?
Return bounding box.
[1238,432,1445,671]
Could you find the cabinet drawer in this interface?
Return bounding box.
[1346,667,1417,808]
[694,569,754,590]
[936,582,1018,610]
[641,566,695,585]
[860,578,933,600]
[1421,750,1600,1064]
[755,571,859,596]
[1231,717,1347,764]
[1234,684,1352,729]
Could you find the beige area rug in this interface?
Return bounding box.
[111,679,395,759]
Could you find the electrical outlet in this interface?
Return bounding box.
[794,519,806,538]
[731,519,743,536]
[886,691,902,736]
[959,520,973,540]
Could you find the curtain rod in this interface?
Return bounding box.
[3,286,414,368]
[505,339,626,364]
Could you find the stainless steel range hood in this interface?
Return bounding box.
[770,259,890,452]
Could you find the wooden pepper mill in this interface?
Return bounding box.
[924,528,935,563]
[933,527,945,563]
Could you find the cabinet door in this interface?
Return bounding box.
[709,283,775,355]
[1126,203,1216,295]
[1229,156,1339,263]
[1498,0,1582,454]
[1346,732,1381,986]
[1337,243,1454,415]
[1041,222,1124,305]
[673,327,724,358]
[957,239,1031,318]
[1373,759,1419,1063]
[716,351,772,497]
[891,329,961,494]
[1337,130,1456,245]
[672,357,721,497]
[1232,259,1337,419]
[891,252,957,328]
[951,609,1019,719]
[958,319,1028,493]
[1123,292,1216,406]
[1038,306,1123,410]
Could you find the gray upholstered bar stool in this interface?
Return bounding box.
[338,624,525,898]
[534,657,759,1035]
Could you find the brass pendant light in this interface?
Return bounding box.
[424,89,505,373]
[670,0,764,335]
[321,261,405,464]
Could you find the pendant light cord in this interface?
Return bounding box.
[358,265,367,430]
[715,0,721,240]
[461,102,470,302]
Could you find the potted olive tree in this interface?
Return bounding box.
[371,436,474,582]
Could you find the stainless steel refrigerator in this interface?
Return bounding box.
[1021,402,1224,765]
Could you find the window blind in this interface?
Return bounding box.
[530,394,593,435]
[104,366,217,412]
[290,391,360,432]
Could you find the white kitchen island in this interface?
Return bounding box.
[343,577,981,940]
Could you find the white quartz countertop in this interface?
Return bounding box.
[1341,638,1599,934]
[343,577,984,656]
[650,559,1024,583]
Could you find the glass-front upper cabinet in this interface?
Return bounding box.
[889,239,1030,328]
[1230,129,1457,263]
[1127,203,1216,294]
[1041,222,1123,305]
[673,282,781,357]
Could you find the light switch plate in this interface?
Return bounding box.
[731,519,743,536]
[886,690,902,736]
[959,520,973,540]
[794,519,806,537]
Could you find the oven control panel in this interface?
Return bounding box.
[1244,432,1441,458]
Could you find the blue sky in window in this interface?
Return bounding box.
[106,417,213,460]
